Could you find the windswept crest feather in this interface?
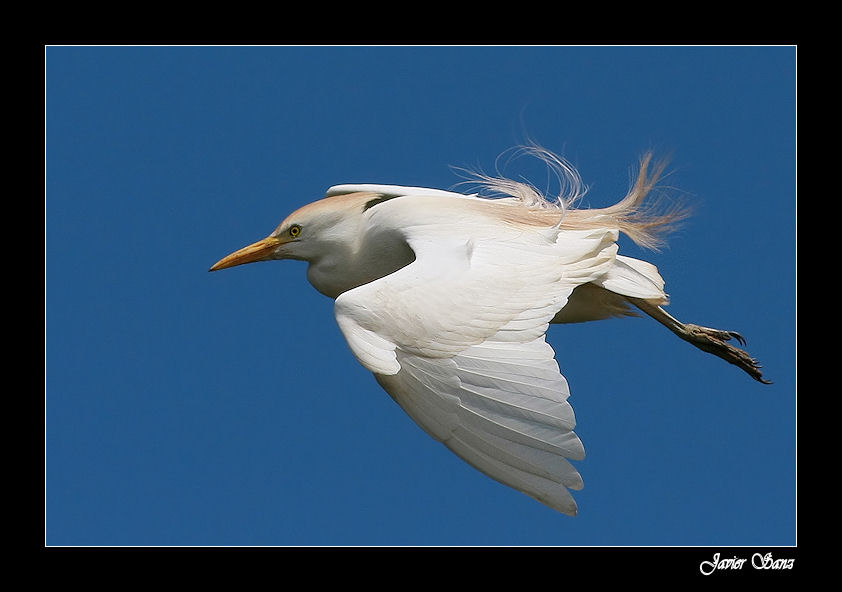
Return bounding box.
[456,144,690,250]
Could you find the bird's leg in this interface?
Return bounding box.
[626,297,770,384]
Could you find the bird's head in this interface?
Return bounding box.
[209,193,374,272]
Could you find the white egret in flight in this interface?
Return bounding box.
[210,147,767,515]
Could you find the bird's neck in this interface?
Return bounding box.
[306,225,415,299]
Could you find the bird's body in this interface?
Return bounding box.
[211,148,767,515]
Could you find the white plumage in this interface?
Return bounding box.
[210,148,767,515]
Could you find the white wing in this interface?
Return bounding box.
[376,337,585,514]
[333,196,620,514]
[326,183,477,200]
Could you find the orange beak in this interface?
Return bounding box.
[209,236,285,271]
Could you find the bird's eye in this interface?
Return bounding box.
[288,224,302,238]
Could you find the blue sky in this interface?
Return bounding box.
[45,46,796,547]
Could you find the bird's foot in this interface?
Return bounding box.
[626,298,771,384]
[681,324,771,384]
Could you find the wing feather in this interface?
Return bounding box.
[376,337,585,514]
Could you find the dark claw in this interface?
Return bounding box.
[729,331,746,346]
[682,324,768,383]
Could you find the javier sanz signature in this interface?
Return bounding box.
[699,552,795,575]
